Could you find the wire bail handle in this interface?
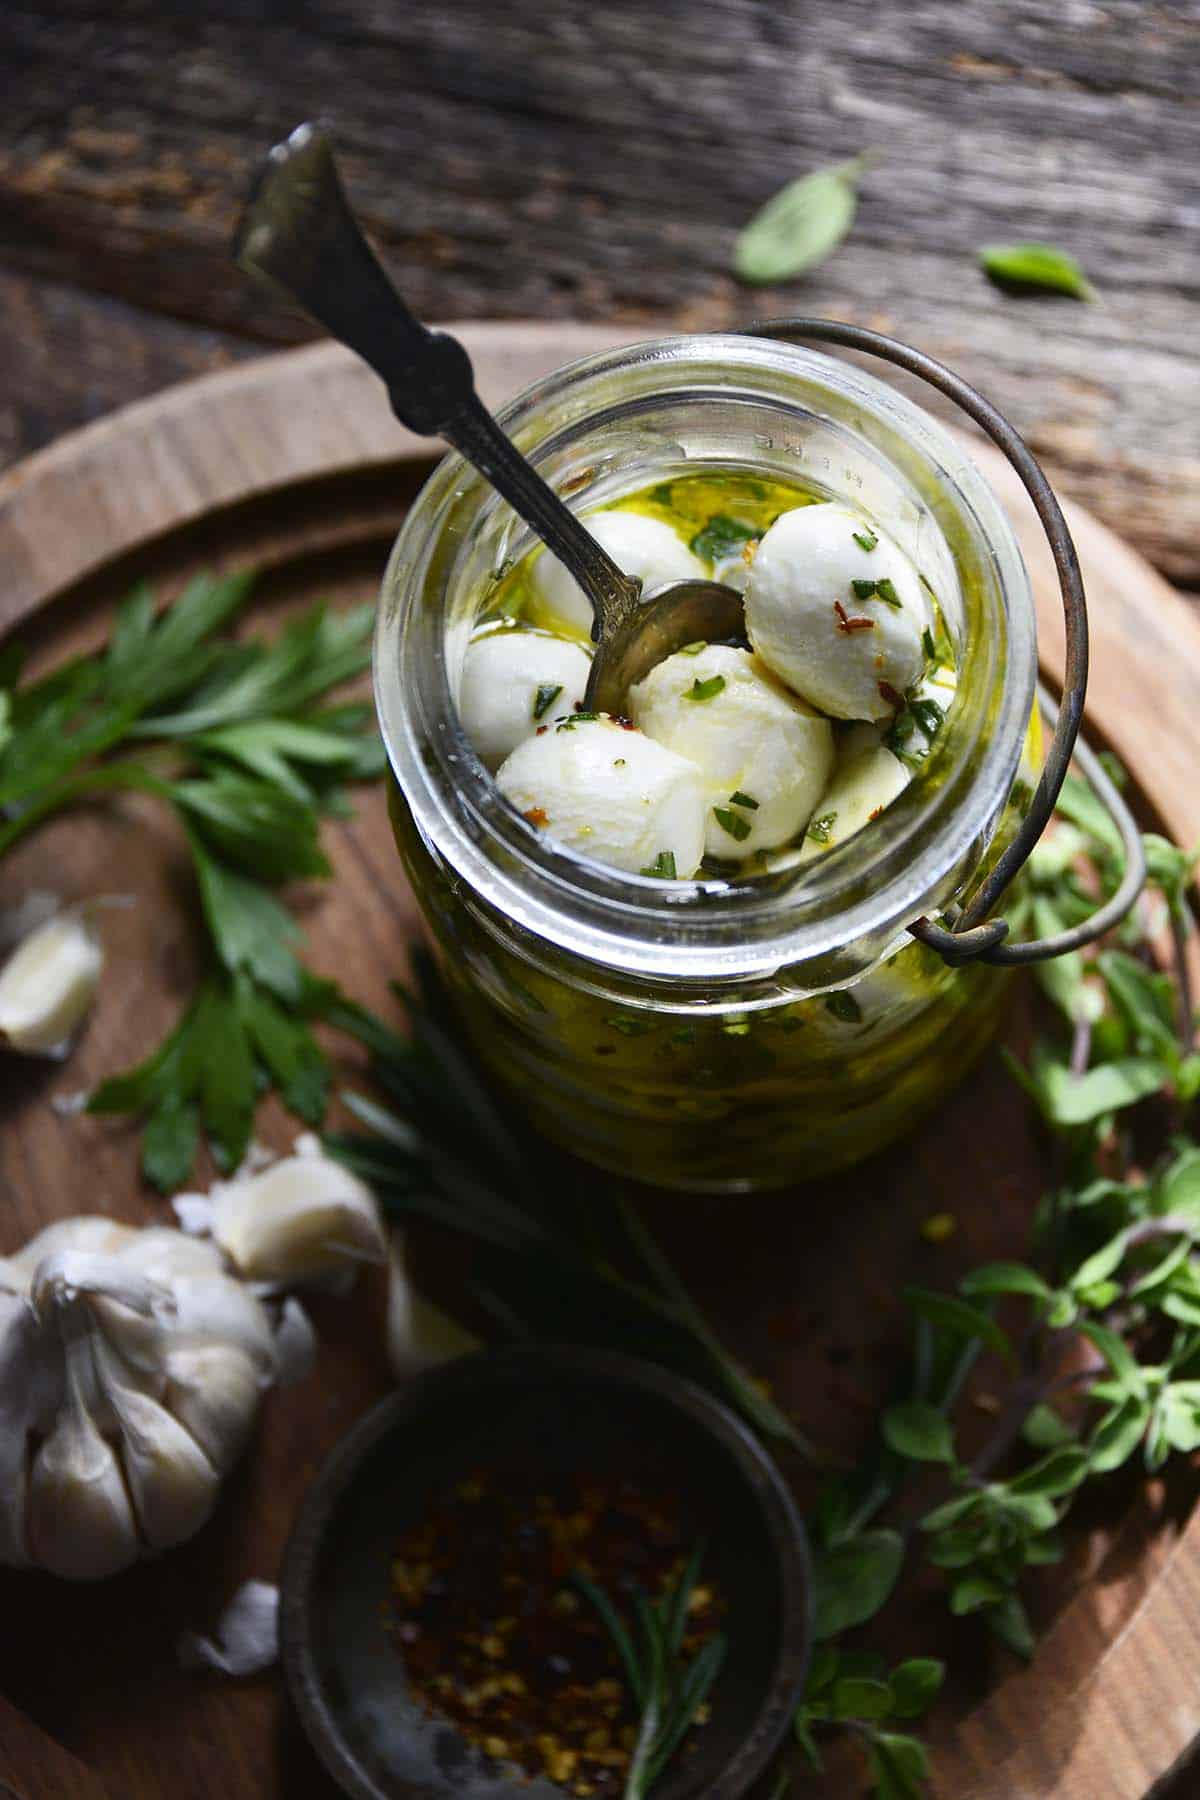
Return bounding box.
[745,318,1145,968]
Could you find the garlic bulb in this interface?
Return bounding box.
[0,1217,278,1579]
[0,906,104,1055]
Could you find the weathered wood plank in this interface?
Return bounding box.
[0,1,1197,580]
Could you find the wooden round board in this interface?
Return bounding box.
[2,324,1199,1800]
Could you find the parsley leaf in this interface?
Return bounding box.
[1,571,382,1182]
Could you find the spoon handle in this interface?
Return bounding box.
[234,122,640,636]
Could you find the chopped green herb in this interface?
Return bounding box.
[729,790,760,810]
[825,990,863,1024]
[532,682,562,721]
[713,806,752,842]
[807,811,838,845]
[614,757,627,768]
[640,850,678,880]
[874,577,902,610]
[688,675,727,703]
[690,515,758,563]
[556,711,601,731]
[851,579,878,601]
[679,640,708,657]
[922,627,936,663]
[852,527,879,552]
[980,242,1097,302]
[910,697,946,738]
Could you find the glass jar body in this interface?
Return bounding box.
[375,335,1038,1194]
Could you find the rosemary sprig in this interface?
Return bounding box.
[574,1542,727,1799]
[326,954,813,1457]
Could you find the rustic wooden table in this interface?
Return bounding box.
[2,6,1199,1798]
[1,1,1198,590]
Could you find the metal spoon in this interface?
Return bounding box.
[232,123,744,716]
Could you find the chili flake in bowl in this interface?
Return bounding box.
[281,1347,810,1799]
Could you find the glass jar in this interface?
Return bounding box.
[374,334,1038,1193]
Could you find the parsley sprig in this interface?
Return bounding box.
[0,572,384,1186]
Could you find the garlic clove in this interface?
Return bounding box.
[114,1226,227,1283]
[164,1343,261,1474]
[98,1336,221,1551]
[210,1153,386,1285]
[166,1274,276,1377]
[387,1232,479,1380]
[0,907,104,1055]
[27,1331,139,1580]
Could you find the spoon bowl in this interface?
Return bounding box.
[584,578,748,714]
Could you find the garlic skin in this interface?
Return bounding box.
[208,1152,387,1285]
[0,907,104,1055]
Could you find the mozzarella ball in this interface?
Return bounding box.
[630,645,833,860]
[712,548,754,594]
[458,629,592,769]
[745,502,930,721]
[800,743,911,861]
[532,510,706,634]
[496,716,706,877]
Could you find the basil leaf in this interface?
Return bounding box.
[881,1401,955,1464]
[903,1288,1015,1369]
[889,1659,945,1720]
[733,154,872,285]
[1007,1446,1090,1497]
[867,1732,929,1800]
[811,1529,904,1639]
[979,242,1097,301]
[960,1261,1053,1302]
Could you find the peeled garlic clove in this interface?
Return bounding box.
[210,1153,386,1285]
[164,1343,261,1473]
[27,1334,139,1581]
[0,907,104,1055]
[387,1233,479,1379]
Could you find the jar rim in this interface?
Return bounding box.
[374,332,1036,983]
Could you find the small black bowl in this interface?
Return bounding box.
[281,1346,812,1800]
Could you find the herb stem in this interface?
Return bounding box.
[0,757,175,856]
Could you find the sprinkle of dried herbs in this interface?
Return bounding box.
[807,812,837,845]
[853,528,879,552]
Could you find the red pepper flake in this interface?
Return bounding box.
[834,600,875,635]
[523,806,549,827]
[536,725,548,736]
[878,680,904,709]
